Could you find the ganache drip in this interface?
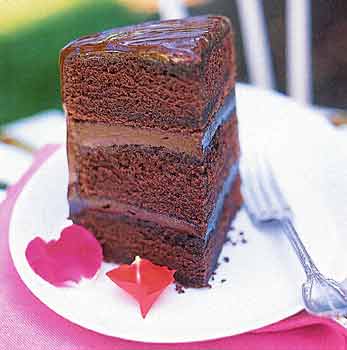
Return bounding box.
[202,90,236,152]
[205,161,239,239]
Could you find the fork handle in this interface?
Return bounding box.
[281,218,319,278]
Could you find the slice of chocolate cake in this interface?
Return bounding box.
[60,15,242,287]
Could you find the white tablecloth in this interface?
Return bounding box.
[0,110,65,201]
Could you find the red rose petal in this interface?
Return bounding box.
[106,257,175,318]
[25,224,103,286]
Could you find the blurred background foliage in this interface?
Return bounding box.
[0,0,153,125]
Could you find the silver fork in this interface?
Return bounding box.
[241,151,347,317]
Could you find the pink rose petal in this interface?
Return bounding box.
[25,224,103,286]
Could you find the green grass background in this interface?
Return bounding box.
[0,1,154,126]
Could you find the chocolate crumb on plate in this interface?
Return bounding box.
[175,283,186,294]
[223,256,230,263]
[221,279,227,283]
[241,238,248,244]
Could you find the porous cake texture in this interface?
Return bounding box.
[61,15,242,287]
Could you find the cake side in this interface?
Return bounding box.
[63,15,242,288]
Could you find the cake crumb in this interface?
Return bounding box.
[225,236,231,243]
[223,257,230,263]
[241,238,248,244]
[175,283,185,294]
[230,226,235,231]
[231,241,237,246]
[221,279,227,283]
[211,276,215,281]
[239,231,244,236]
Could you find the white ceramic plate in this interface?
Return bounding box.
[9,84,347,343]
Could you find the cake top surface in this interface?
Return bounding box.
[60,15,231,64]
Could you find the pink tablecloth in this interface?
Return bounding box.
[1,144,346,350]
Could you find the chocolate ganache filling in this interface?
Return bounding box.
[69,89,236,157]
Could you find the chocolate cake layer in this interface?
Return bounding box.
[68,112,240,233]
[61,16,235,131]
[72,176,242,288]
[70,159,239,238]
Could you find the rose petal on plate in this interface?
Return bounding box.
[25,224,103,286]
[106,257,176,318]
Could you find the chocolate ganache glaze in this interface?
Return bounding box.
[60,15,231,69]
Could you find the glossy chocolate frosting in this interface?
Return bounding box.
[60,15,231,67]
